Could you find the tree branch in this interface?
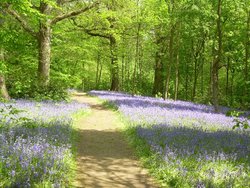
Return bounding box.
[71,19,110,39]
[51,1,100,25]
[85,29,110,39]
[6,8,37,38]
[56,0,79,5]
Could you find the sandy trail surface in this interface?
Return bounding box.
[72,93,157,188]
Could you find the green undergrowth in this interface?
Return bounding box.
[101,100,119,111]
[100,100,118,111]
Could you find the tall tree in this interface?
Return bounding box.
[164,0,176,99]
[212,0,223,111]
[152,28,166,96]
[4,0,99,88]
[244,9,250,104]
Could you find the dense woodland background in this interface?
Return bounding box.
[0,0,249,110]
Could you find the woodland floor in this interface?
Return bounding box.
[71,93,157,188]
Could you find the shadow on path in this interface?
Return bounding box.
[72,94,157,188]
[75,129,154,188]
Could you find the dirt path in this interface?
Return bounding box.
[71,93,157,188]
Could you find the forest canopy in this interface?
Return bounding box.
[0,0,249,110]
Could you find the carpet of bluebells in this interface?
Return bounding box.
[0,100,88,187]
[90,90,250,187]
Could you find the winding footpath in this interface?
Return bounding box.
[72,93,157,188]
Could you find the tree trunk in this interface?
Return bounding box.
[174,53,179,100]
[37,23,51,88]
[96,52,101,89]
[201,58,204,97]
[7,1,97,89]
[192,57,198,101]
[126,56,131,91]
[0,75,10,100]
[132,19,141,95]
[185,58,189,101]
[212,0,222,112]
[110,35,119,91]
[226,57,230,96]
[244,10,250,104]
[200,38,205,97]
[164,0,175,100]
[37,3,52,88]
[98,63,102,88]
[230,68,234,106]
[132,48,138,95]
[121,54,125,90]
[0,49,10,100]
[164,26,174,99]
[152,51,164,96]
[81,61,85,91]
[174,28,180,101]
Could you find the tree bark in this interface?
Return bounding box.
[110,35,119,91]
[164,0,175,100]
[38,21,52,87]
[126,56,131,91]
[212,0,222,112]
[244,10,250,104]
[95,52,101,89]
[174,27,180,101]
[0,75,10,100]
[226,57,230,96]
[121,54,125,90]
[192,54,198,101]
[152,51,164,96]
[0,48,10,100]
[191,36,205,101]
[164,26,174,99]
[185,57,189,101]
[230,68,235,106]
[174,53,179,100]
[7,1,98,88]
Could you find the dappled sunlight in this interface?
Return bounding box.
[91,90,250,187]
[73,95,157,188]
[74,129,153,188]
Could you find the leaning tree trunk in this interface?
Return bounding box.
[110,35,119,91]
[0,75,10,100]
[0,48,10,100]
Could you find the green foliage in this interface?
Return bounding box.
[226,110,250,130]
[0,104,31,128]
[155,92,163,99]
[8,80,69,101]
[232,117,250,130]
[0,61,7,75]
[1,0,249,107]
